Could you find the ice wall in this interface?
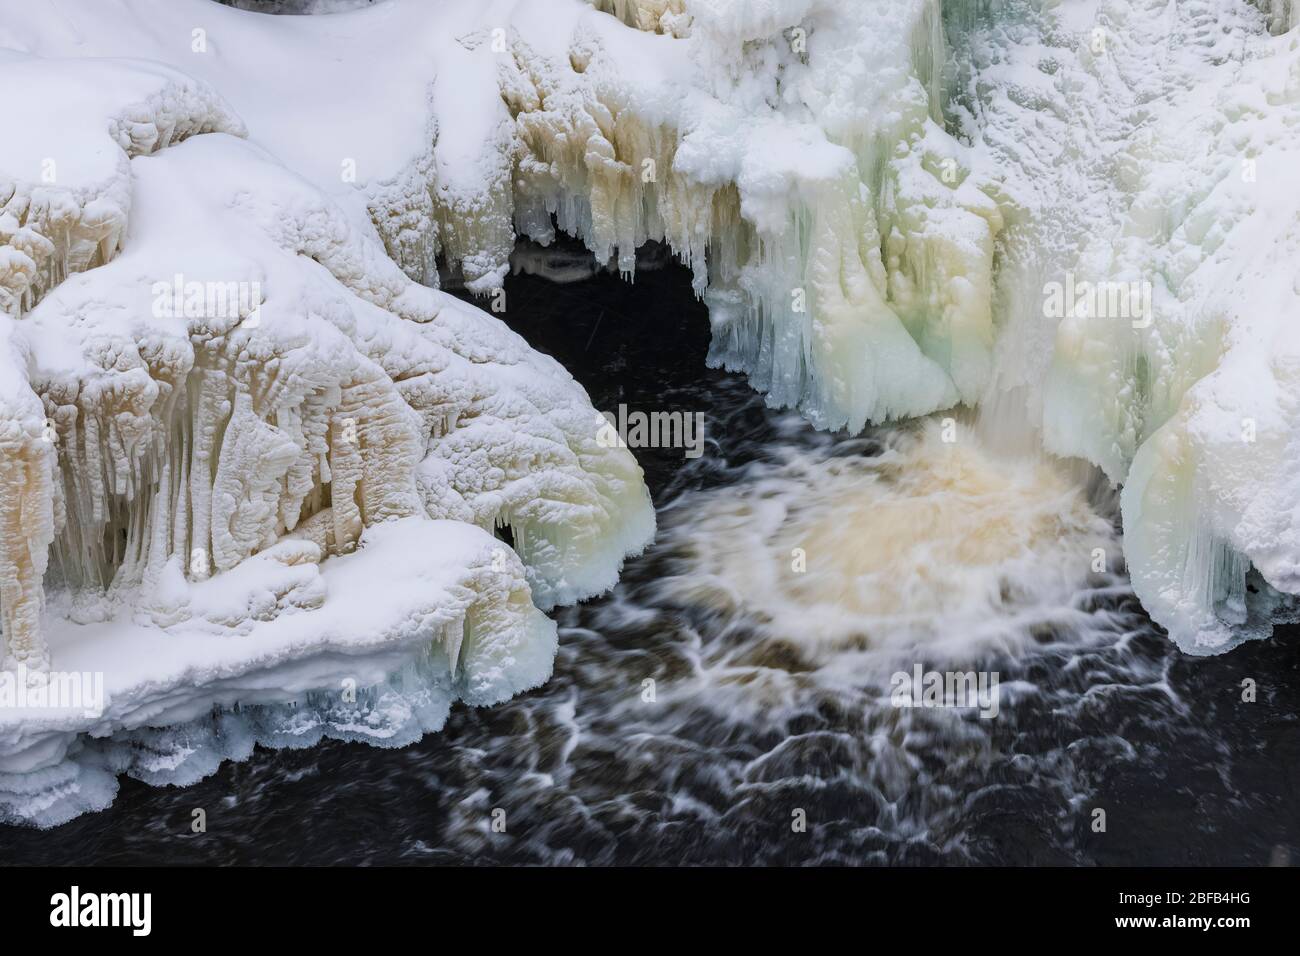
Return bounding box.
[498,0,1300,653]
[0,315,54,671]
[0,54,248,671]
[950,0,1300,652]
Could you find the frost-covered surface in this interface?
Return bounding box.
[3,0,1001,427]
[0,8,652,825]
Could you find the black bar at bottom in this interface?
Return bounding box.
[2,866,1287,940]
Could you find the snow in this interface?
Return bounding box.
[4,525,565,826]
[1,0,989,428]
[0,516,556,826]
[0,7,653,825]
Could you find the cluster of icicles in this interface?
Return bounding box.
[0,58,650,673]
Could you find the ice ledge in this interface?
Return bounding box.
[0,516,558,826]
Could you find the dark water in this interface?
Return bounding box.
[2,241,1297,866]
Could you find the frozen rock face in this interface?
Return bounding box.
[950,0,1300,652]
[0,53,249,671]
[501,0,1300,655]
[1,516,565,826]
[0,33,652,823]
[52,0,998,433]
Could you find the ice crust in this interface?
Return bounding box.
[2,0,1300,821]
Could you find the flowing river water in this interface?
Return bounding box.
[1,242,1297,864]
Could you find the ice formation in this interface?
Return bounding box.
[2,0,1300,822]
[951,0,1300,651]
[0,12,653,824]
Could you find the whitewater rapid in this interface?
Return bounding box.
[566,398,1147,842]
[657,416,1121,664]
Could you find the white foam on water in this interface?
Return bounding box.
[654,417,1123,675]
[527,415,1168,858]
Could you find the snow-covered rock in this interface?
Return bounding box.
[0,517,559,827]
[0,25,652,824]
